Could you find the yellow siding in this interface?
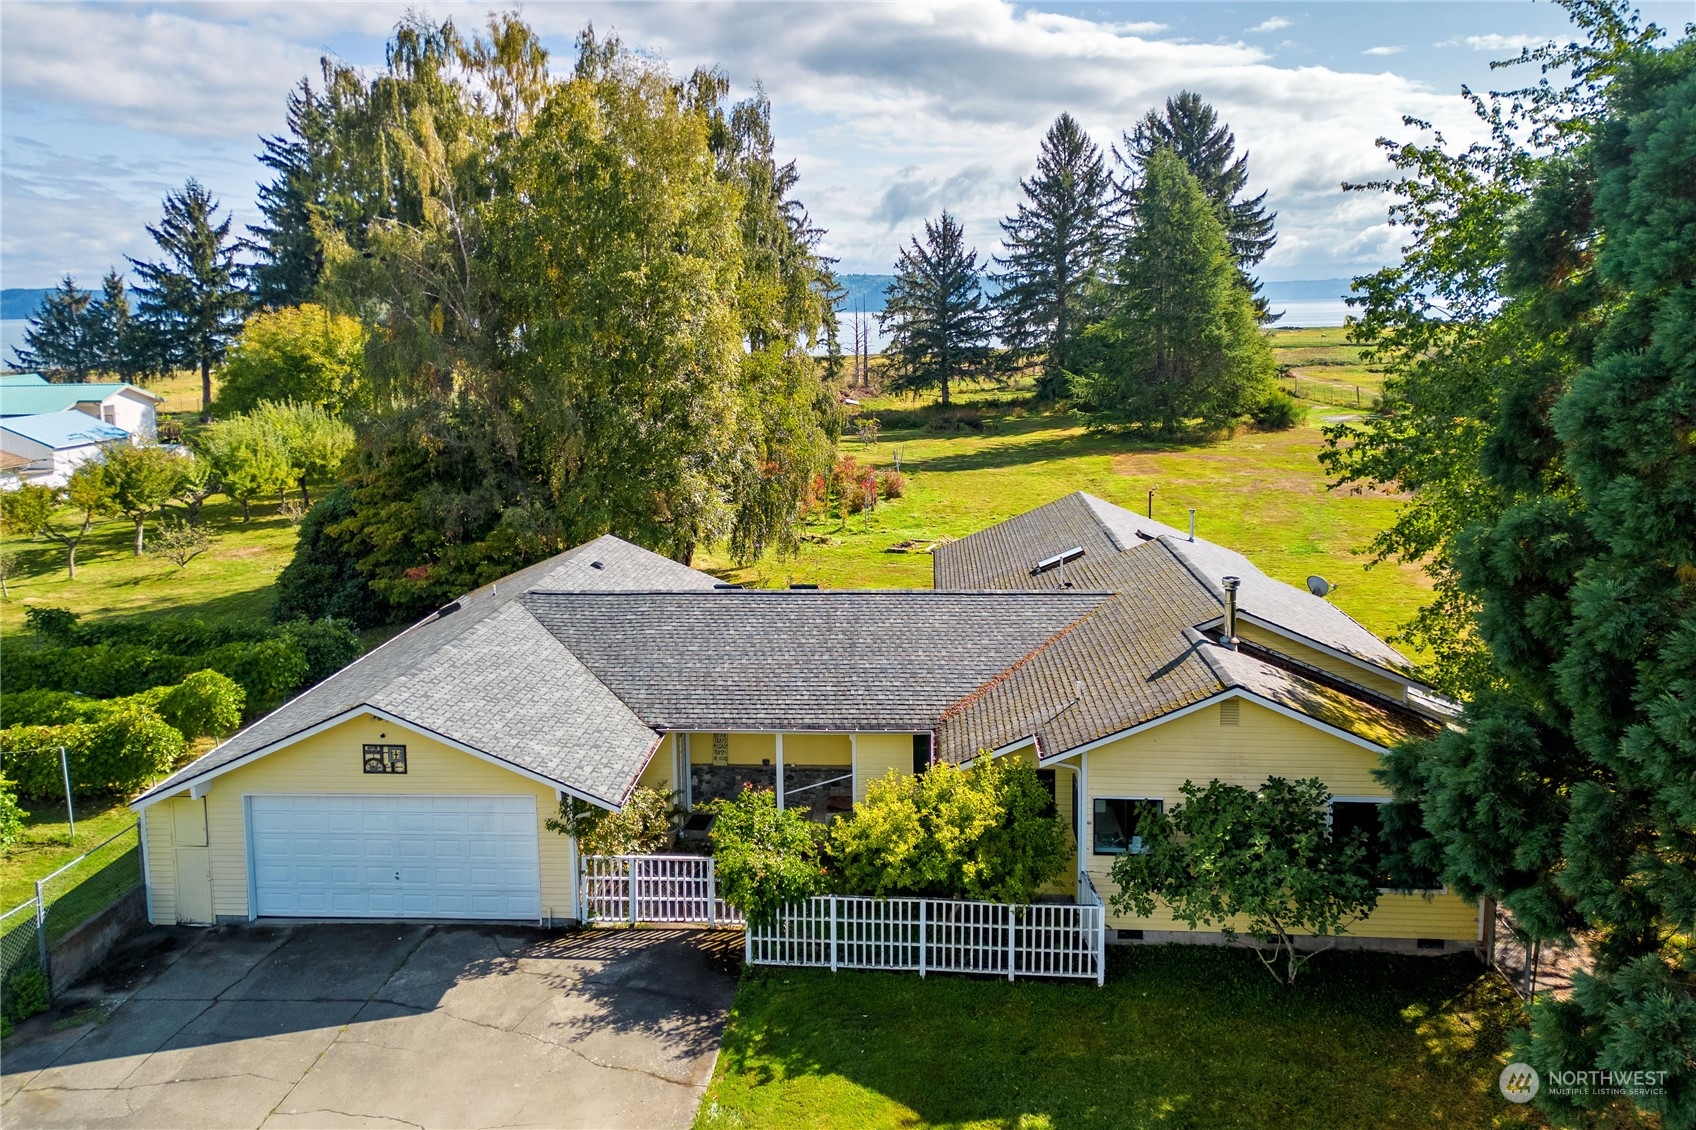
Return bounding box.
[1236,622,1409,700]
[1079,701,1479,941]
[688,732,776,766]
[782,734,852,766]
[854,734,913,802]
[141,714,576,925]
[636,734,677,794]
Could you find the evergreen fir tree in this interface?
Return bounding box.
[992,113,1117,401]
[1078,148,1273,431]
[10,278,97,381]
[129,180,249,420]
[248,79,330,308]
[1122,92,1277,318]
[878,212,992,408]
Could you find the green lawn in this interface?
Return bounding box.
[699,394,1426,648]
[1270,325,1386,409]
[2,797,139,937]
[696,946,1544,1130]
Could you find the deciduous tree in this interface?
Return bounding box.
[98,444,184,556]
[1110,777,1380,985]
[217,304,365,416]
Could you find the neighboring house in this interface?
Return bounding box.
[131,493,1476,953]
[0,412,130,488]
[0,376,161,440]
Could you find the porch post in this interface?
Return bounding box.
[775,733,785,811]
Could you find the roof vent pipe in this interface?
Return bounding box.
[1222,576,1241,650]
[1188,509,1196,542]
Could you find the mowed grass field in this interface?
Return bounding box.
[4,329,1422,648]
[695,947,1549,1130]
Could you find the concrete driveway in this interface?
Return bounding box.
[1,922,740,1129]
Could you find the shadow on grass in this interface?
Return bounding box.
[701,944,1538,1130]
[905,420,1205,477]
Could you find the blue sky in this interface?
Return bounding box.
[2,1,1689,288]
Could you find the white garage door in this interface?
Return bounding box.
[250,795,541,920]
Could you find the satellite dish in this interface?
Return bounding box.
[1307,575,1334,598]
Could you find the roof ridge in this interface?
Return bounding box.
[939,602,1103,728]
[1073,490,1127,551]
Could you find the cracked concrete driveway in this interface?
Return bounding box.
[1,922,740,1129]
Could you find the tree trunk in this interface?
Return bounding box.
[200,357,213,423]
[299,478,311,509]
[241,499,251,523]
[66,544,77,579]
[133,516,146,556]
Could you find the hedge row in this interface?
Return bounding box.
[2,615,357,716]
[1,670,245,741]
[1,709,186,800]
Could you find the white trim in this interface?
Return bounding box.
[1038,688,1390,764]
[189,782,208,800]
[138,812,153,925]
[850,733,859,802]
[1202,611,1420,689]
[243,795,257,922]
[130,705,621,813]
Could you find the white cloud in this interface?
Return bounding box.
[1248,17,1293,33]
[0,0,1492,283]
[1363,46,1403,57]
[1455,33,1544,51]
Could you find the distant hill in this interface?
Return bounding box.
[1,289,51,320]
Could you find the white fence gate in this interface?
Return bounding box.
[579,854,743,926]
[746,895,1105,985]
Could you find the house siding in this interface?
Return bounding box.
[853,733,914,802]
[1078,701,1479,941]
[141,715,575,925]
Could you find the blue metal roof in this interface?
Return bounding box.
[0,412,130,449]
[0,383,157,416]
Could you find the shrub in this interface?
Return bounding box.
[2,707,185,800]
[707,787,827,926]
[0,774,26,853]
[547,784,681,856]
[928,407,986,433]
[877,470,907,500]
[1249,389,1301,431]
[829,755,1070,904]
[23,606,81,644]
[150,670,245,740]
[1,965,48,1030]
[274,484,393,628]
[145,517,213,568]
[277,617,362,689]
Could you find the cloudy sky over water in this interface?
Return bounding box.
[2,1,1688,289]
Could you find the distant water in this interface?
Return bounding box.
[1267,298,1351,328]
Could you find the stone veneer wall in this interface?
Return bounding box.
[690,763,852,822]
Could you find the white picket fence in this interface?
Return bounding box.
[579,854,743,926]
[745,894,1106,985]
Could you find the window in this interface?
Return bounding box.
[913,733,932,775]
[1329,799,1384,879]
[362,744,407,774]
[1093,797,1162,854]
[1036,769,1057,818]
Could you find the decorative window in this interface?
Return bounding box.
[1093,797,1162,854]
[362,744,407,774]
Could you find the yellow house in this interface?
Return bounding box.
[132,493,1475,953]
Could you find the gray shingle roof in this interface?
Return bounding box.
[938,540,1435,761]
[523,590,1107,732]
[134,536,719,807]
[934,491,1415,677]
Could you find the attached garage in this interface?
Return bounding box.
[249,795,542,920]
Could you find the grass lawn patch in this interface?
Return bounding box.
[699,397,1427,647]
[697,945,1544,1130]
[2,797,139,939]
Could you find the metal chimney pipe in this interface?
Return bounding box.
[1222,576,1241,650]
[1188,509,1196,542]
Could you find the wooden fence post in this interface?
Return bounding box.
[829,895,838,973]
[707,858,717,928]
[918,901,927,978]
[1006,905,1016,982]
[628,858,638,926]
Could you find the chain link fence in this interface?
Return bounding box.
[2,823,141,1024]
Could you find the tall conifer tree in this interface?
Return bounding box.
[879,212,992,408]
[1122,92,1277,317]
[992,113,1117,400]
